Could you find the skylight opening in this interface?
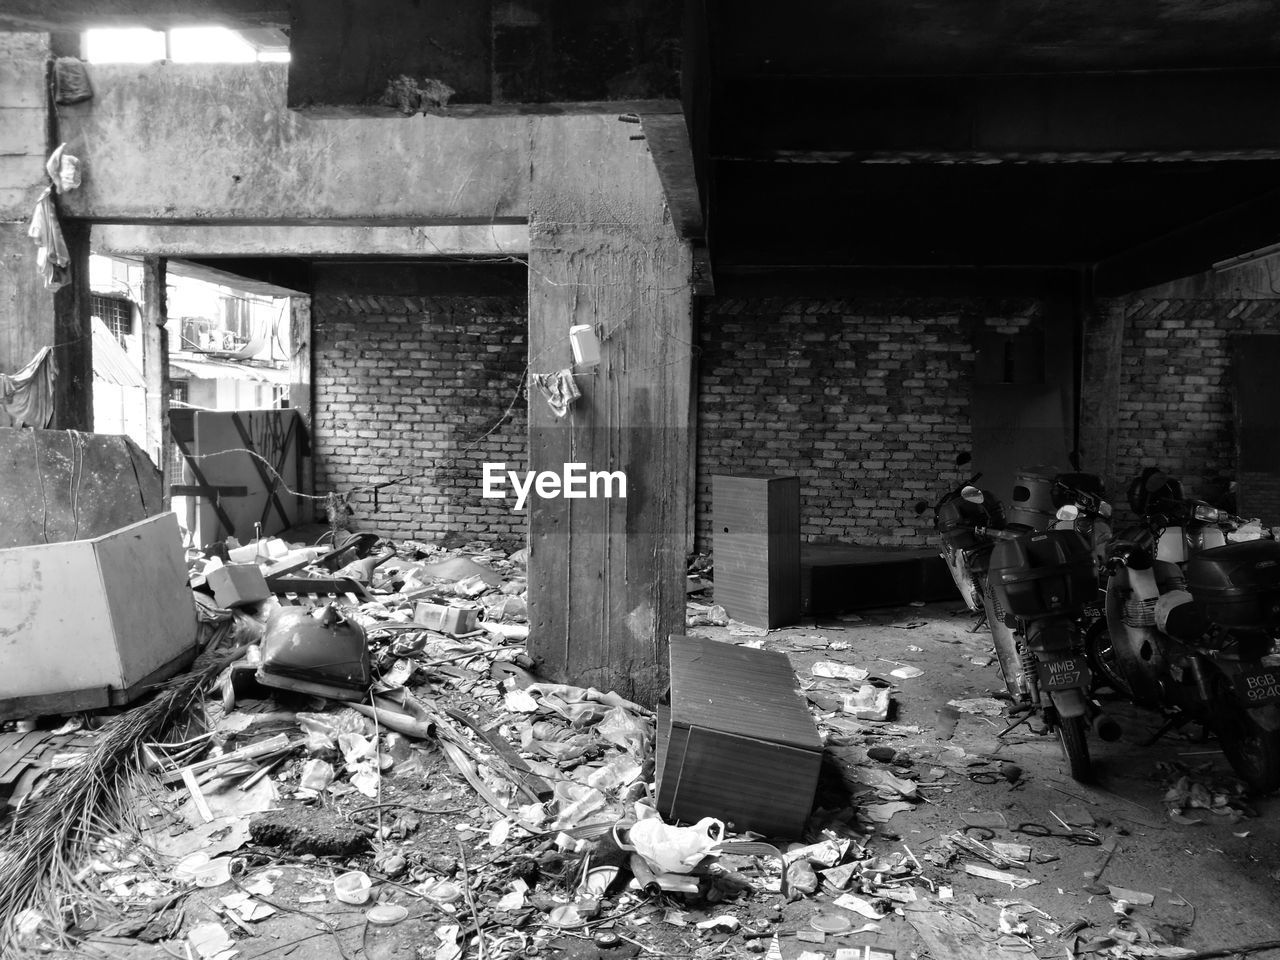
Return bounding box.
[83,26,290,64]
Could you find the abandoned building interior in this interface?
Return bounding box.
[3,2,1280,958]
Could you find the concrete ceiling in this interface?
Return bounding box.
[10,0,1280,296]
[694,0,1280,294]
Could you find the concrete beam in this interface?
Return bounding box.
[714,70,1280,157]
[0,0,285,32]
[1092,187,1280,296]
[93,223,528,258]
[57,63,530,224]
[640,114,703,241]
[167,259,307,297]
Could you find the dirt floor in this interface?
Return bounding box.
[23,595,1280,960]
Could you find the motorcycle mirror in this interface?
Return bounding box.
[961,485,984,504]
[955,452,972,467]
[913,501,929,515]
[1056,504,1080,521]
[1099,500,1113,518]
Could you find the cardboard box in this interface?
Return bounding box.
[657,635,822,837]
[0,513,198,720]
[414,601,480,635]
[207,562,271,608]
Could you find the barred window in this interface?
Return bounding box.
[91,294,133,346]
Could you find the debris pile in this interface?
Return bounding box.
[0,539,1268,960]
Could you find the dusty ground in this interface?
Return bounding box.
[49,599,1280,960]
[699,600,1280,957]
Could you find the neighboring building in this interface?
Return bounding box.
[89,253,292,467]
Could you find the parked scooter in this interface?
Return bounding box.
[927,455,1006,615]
[924,459,1107,780]
[1094,471,1280,791]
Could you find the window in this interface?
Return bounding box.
[91,294,133,347]
[83,26,290,63]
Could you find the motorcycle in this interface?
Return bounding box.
[928,457,1007,616]
[1092,471,1280,792]
[925,461,1108,781]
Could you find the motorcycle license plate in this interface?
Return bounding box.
[1232,663,1280,707]
[1038,657,1091,691]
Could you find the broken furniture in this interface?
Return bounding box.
[657,635,822,837]
[256,605,371,701]
[0,513,198,721]
[206,562,272,609]
[712,474,801,628]
[170,407,305,548]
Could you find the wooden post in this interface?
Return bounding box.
[288,296,313,519]
[526,114,694,707]
[142,257,172,502]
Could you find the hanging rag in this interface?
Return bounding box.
[27,190,70,290]
[45,143,82,194]
[530,368,581,418]
[0,347,58,428]
[53,57,93,105]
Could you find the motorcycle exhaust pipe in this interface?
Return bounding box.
[1091,712,1122,742]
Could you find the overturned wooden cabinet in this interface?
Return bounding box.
[657,635,821,838]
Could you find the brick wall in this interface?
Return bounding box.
[695,297,1044,549]
[1108,297,1280,522]
[312,293,528,544]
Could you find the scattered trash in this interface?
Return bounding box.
[813,662,871,681]
[947,698,1006,717]
[334,870,373,905]
[890,665,924,680]
[1107,886,1155,907]
[843,684,892,721]
[962,864,1040,889]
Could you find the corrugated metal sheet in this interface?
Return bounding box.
[91,316,144,388]
[169,352,289,385]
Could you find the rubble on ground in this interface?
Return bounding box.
[0,536,1256,959]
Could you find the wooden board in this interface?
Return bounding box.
[192,408,301,546]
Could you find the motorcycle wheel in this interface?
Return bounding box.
[1056,714,1092,782]
[1212,692,1280,794]
[1084,617,1132,699]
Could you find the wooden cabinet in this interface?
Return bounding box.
[657,635,821,837]
[712,474,800,628]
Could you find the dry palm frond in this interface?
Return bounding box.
[0,644,245,951]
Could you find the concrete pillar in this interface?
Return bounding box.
[142,257,171,498]
[1079,300,1126,494]
[289,296,314,520]
[526,115,694,707]
[0,32,91,430]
